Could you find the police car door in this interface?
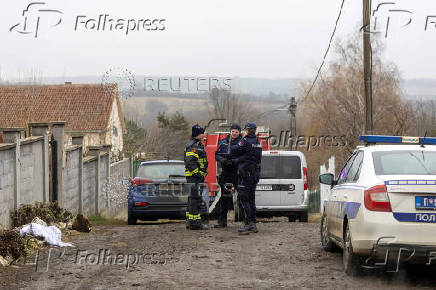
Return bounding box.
[331,153,358,239]
[335,151,365,240]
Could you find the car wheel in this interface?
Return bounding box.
[288,216,296,222]
[299,212,308,222]
[127,213,137,225]
[320,213,340,252]
[343,222,363,276]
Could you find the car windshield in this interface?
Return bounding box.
[136,163,185,179]
[261,155,301,179]
[372,150,436,175]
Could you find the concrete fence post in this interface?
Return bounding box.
[51,122,66,207]
[88,146,102,215]
[102,145,111,209]
[1,128,24,211]
[29,123,50,203]
[72,134,84,214]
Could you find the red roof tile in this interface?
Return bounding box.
[0,84,125,132]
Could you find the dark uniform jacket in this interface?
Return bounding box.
[184,138,208,180]
[230,133,262,172]
[215,134,242,183]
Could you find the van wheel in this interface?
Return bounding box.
[288,216,296,222]
[127,213,137,225]
[343,222,363,276]
[299,212,308,222]
[321,213,340,252]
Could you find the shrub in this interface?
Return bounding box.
[10,202,73,228]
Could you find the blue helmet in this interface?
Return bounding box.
[244,122,257,130]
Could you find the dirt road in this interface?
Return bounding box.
[1,218,435,289]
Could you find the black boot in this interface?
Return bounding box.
[214,223,227,228]
[238,223,251,235]
[190,220,209,230]
[248,221,258,233]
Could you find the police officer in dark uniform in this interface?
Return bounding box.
[230,122,262,234]
[214,124,242,228]
[184,124,209,230]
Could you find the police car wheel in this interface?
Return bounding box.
[320,214,339,252]
[343,223,363,276]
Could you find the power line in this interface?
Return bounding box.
[303,0,346,100]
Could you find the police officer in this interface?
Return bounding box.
[214,124,242,228]
[230,122,262,234]
[184,124,209,230]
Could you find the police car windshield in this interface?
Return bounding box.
[372,151,436,175]
[136,163,185,179]
[261,155,301,179]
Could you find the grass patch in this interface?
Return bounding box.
[88,215,126,226]
[309,213,322,223]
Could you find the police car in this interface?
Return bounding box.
[319,135,436,275]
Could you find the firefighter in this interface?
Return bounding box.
[214,123,242,228]
[184,124,209,230]
[230,122,262,234]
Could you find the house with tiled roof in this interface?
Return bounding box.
[0,83,125,158]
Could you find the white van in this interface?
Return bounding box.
[255,150,309,222]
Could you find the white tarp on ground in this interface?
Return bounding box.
[19,223,74,247]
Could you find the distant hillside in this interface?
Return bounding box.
[22,76,436,101]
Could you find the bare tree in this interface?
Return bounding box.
[298,35,410,188]
[299,35,410,153]
[208,88,259,128]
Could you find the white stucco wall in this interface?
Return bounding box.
[105,98,124,157]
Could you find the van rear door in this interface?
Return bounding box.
[256,153,281,206]
[278,153,304,206]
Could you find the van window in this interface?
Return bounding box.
[261,155,301,179]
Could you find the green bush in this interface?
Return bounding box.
[10,202,73,228]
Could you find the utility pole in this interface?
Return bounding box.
[363,0,373,135]
[289,97,297,150]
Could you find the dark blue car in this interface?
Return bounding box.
[127,160,204,225]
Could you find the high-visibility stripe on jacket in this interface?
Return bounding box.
[184,138,208,178]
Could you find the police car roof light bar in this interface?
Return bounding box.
[359,135,436,145]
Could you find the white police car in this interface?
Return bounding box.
[319,135,436,275]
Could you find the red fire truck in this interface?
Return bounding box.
[202,126,271,215]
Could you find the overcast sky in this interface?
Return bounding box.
[1,0,435,80]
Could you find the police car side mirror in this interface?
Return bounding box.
[319,173,335,186]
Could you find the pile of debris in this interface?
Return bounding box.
[10,202,73,228]
[0,229,25,267]
[1,202,94,267]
